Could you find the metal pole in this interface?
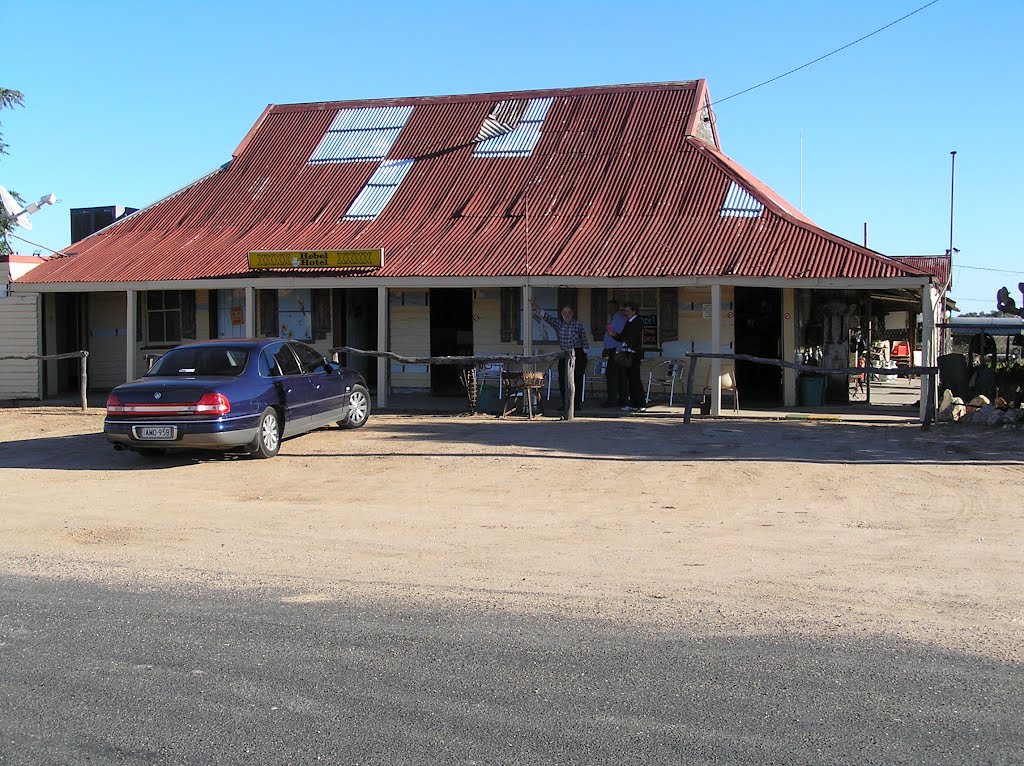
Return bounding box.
[948,151,957,260]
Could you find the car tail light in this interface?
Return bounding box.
[194,393,231,415]
[104,391,230,416]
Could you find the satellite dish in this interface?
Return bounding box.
[0,185,32,230]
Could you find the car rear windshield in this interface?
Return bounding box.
[146,347,250,377]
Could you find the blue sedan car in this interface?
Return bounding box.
[104,338,370,458]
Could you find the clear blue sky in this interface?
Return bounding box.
[2,0,1020,311]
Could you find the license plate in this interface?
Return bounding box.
[133,425,176,440]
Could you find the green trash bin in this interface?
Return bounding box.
[799,374,826,406]
[477,383,498,414]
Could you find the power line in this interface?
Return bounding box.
[6,231,65,256]
[955,264,1021,275]
[714,1,942,106]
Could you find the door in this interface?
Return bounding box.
[429,288,473,395]
[734,287,783,405]
[263,342,316,435]
[290,341,349,426]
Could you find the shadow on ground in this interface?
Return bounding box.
[288,416,1021,467]
[0,413,1020,470]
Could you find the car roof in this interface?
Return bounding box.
[170,338,295,350]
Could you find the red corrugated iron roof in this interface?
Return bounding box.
[21,81,930,285]
[890,255,951,289]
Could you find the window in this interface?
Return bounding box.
[530,286,559,343]
[611,288,659,350]
[257,289,330,340]
[719,180,764,218]
[290,342,330,374]
[146,346,249,377]
[271,343,302,376]
[473,98,552,158]
[343,158,414,220]
[147,291,181,344]
[308,106,414,165]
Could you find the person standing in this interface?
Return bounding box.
[602,299,627,407]
[530,298,589,411]
[609,301,646,412]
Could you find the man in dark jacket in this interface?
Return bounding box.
[610,301,646,412]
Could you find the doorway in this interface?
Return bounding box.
[333,288,378,390]
[52,293,85,394]
[734,287,782,405]
[429,288,473,395]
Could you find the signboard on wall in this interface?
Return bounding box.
[248,249,383,269]
[641,313,658,347]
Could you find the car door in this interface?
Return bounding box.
[262,342,316,436]
[289,342,349,427]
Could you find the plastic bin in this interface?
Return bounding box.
[799,375,826,406]
[476,384,498,414]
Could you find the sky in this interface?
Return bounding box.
[1,0,1020,312]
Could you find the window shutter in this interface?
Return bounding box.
[312,289,331,340]
[180,291,197,339]
[259,290,278,337]
[590,288,607,341]
[556,287,578,314]
[208,290,219,339]
[500,288,522,342]
[658,288,678,343]
[136,293,144,343]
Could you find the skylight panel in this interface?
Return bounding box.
[308,105,414,164]
[343,159,414,220]
[719,180,764,218]
[474,97,553,158]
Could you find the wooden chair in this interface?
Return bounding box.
[500,368,545,419]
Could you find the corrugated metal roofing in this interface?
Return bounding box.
[21,80,931,285]
[891,255,951,289]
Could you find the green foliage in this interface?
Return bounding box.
[1,87,25,255]
[0,87,24,156]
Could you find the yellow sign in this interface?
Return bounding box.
[247,249,383,270]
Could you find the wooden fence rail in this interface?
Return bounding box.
[328,346,579,419]
[0,350,90,411]
[681,352,939,428]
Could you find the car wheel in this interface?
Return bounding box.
[339,384,370,429]
[248,407,281,458]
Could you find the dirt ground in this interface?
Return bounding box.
[1,406,1021,662]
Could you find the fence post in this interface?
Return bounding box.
[922,371,936,429]
[565,351,575,421]
[683,356,698,423]
[80,351,89,411]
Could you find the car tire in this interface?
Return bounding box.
[339,384,370,429]
[248,407,281,458]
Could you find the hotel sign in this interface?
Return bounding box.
[247,249,383,270]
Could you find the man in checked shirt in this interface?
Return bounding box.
[530,297,590,412]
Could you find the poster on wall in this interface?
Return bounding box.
[278,289,312,341]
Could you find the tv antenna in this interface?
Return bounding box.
[0,185,58,231]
